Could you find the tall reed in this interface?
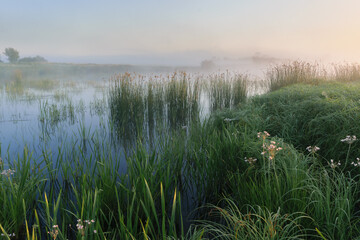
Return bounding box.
[266,61,325,91]
[207,72,248,112]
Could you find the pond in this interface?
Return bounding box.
[0,69,265,164]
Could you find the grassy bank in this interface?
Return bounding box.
[205,79,360,239]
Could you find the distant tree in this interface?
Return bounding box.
[3,48,20,63]
[18,55,48,63]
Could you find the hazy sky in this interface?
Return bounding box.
[1,0,360,64]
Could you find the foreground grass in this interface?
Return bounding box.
[4,116,358,239]
[208,80,360,239]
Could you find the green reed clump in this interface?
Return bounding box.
[146,80,157,139]
[208,72,231,110]
[232,74,248,106]
[165,72,201,129]
[108,71,250,145]
[165,73,187,128]
[89,96,107,117]
[331,63,360,82]
[109,73,146,142]
[38,99,78,127]
[109,72,203,144]
[207,72,248,112]
[267,61,326,92]
[266,62,360,92]
[0,147,46,239]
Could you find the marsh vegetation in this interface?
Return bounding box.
[1,62,360,239]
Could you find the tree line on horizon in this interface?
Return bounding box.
[0,47,47,64]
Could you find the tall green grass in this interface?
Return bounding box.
[266,61,325,92]
[0,136,193,239]
[165,72,201,129]
[332,63,360,82]
[108,72,248,145]
[207,72,248,112]
[267,61,360,91]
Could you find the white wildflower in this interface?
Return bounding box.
[341,135,357,144]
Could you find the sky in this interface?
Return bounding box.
[1,0,360,65]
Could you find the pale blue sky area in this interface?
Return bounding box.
[1,0,360,64]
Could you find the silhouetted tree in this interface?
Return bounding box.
[3,48,19,63]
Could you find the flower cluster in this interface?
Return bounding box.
[262,141,283,161]
[1,169,15,177]
[306,146,320,154]
[257,131,270,140]
[244,157,257,165]
[329,159,341,169]
[76,219,96,236]
[340,135,357,144]
[48,225,59,239]
[351,158,360,167]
